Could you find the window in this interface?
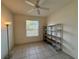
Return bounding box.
[26,20,39,37]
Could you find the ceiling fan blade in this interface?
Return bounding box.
[39,6,49,10]
[37,8,40,15]
[25,0,35,7]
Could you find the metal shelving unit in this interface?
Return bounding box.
[43,24,63,51]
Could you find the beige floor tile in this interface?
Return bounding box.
[10,42,74,59]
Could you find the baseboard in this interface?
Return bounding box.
[62,49,75,59]
[14,40,43,46]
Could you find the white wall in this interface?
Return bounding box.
[13,14,47,45]
[1,4,14,59]
[47,0,77,59]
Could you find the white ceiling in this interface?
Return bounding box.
[2,0,73,16]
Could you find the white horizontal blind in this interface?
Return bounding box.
[26,20,39,37]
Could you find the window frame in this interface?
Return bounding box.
[26,20,39,37]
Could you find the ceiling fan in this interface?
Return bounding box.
[25,0,49,15]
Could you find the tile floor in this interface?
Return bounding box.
[11,42,74,59]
